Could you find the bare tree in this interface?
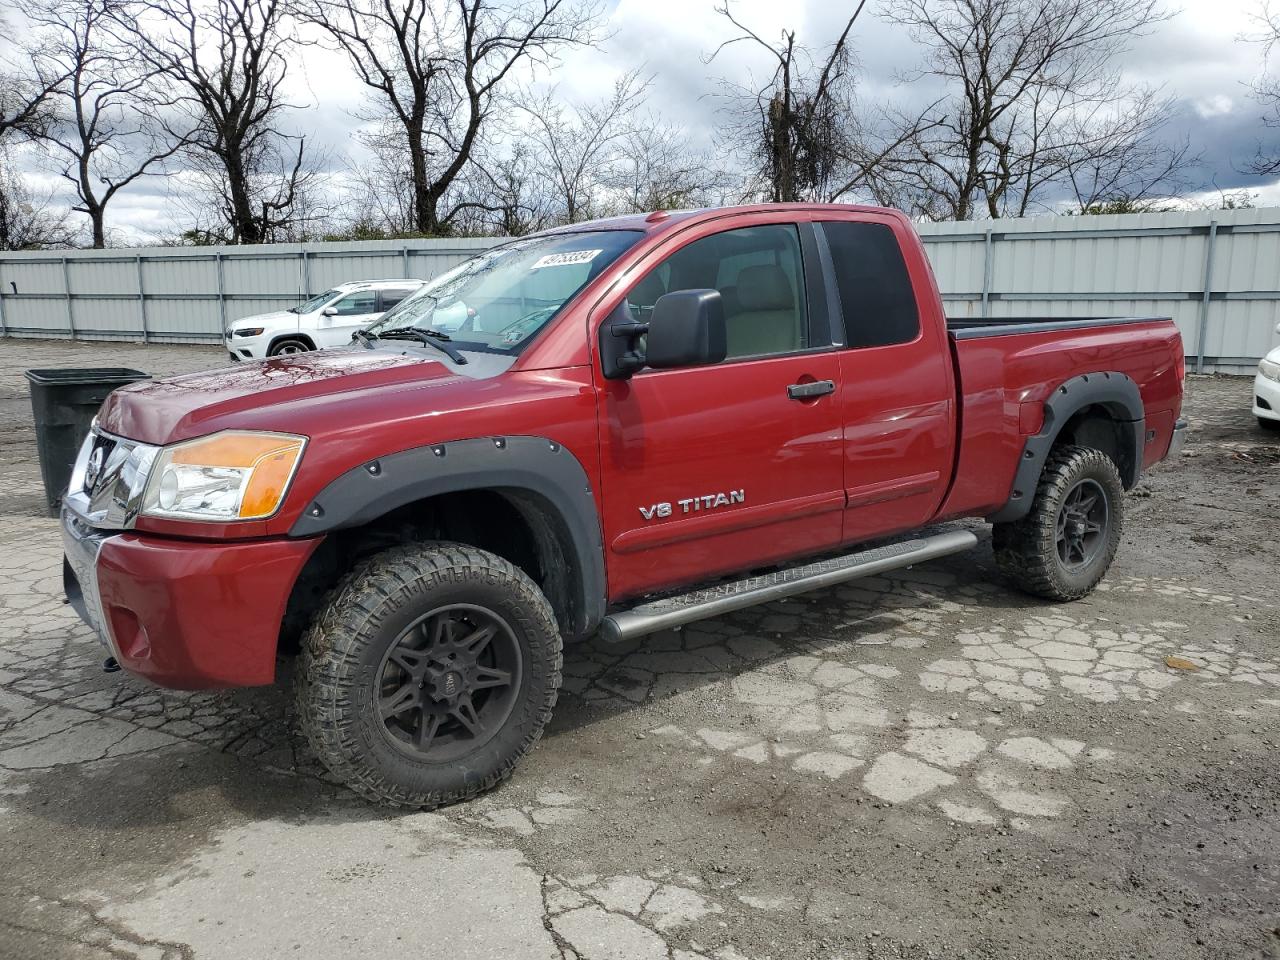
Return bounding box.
[29,0,185,247]
[707,0,867,203]
[0,0,75,143]
[518,70,648,223]
[453,140,556,235]
[297,0,601,236]
[1246,1,1280,175]
[882,0,1191,219]
[1059,89,1193,213]
[0,154,76,248]
[705,0,934,205]
[611,118,733,214]
[115,0,313,243]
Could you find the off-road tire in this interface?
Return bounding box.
[295,541,562,808]
[268,337,313,356]
[992,445,1124,602]
[1258,416,1280,433]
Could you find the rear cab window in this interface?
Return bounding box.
[818,221,920,349]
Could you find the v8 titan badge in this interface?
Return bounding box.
[639,489,745,520]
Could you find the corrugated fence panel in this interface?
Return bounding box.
[4,297,68,336]
[146,299,225,342]
[308,253,411,289]
[142,256,219,295]
[3,258,66,296]
[4,215,1280,371]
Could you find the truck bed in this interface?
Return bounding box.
[937,313,1184,523]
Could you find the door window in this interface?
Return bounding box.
[330,291,378,316]
[379,288,418,311]
[626,224,811,360]
[819,221,920,348]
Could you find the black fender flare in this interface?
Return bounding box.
[288,435,606,637]
[988,371,1145,524]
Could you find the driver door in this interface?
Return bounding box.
[314,289,379,348]
[593,216,845,601]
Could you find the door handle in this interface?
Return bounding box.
[787,379,835,400]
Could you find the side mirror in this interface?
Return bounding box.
[646,290,728,370]
[322,306,338,317]
[600,288,727,379]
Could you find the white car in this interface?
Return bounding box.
[1255,337,1280,433]
[224,279,424,360]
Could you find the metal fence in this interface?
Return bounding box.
[920,208,1280,374]
[2,208,1278,373]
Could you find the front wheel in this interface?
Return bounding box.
[1259,416,1280,433]
[992,445,1124,602]
[268,337,312,357]
[295,542,562,808]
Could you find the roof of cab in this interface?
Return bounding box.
[536,202,903,237]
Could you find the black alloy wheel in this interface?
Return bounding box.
[376,604,522,762]
[1054,478,1109,570]
[296,542,562,809]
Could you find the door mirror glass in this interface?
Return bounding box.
[645,289,728,370]
[321,306,338,317]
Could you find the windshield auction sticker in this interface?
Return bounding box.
[530,249,603,270]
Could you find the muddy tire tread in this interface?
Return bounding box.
[295,541,561,809]
[992,445,1124,602]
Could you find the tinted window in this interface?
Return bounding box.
[627,224,809,360]
[380,287,418,310]
[820,221,920,348]
[332,290,378,316]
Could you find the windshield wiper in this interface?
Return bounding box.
[375,326,469,365]
[350,329,376,349]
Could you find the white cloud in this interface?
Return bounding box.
[15,0,1280,243]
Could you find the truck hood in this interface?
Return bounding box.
[98,348,465,445]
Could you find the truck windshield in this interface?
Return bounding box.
[365,230,642,354]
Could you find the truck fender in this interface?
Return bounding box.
[288,436,606,637]
[987,371,1144,524]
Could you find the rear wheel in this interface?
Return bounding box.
[269,337,312,356]
[295,542,562,808]
[992,445,1124,602]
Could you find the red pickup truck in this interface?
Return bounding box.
[61,203,1186,808]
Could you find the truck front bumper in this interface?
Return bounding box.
[61,506,320,689]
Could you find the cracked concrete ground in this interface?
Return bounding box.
[1,338,1278,960]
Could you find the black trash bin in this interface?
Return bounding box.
[25,368,151,516]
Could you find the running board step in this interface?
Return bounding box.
[600,529,978,643]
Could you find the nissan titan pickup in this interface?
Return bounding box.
[61,204,1188,808]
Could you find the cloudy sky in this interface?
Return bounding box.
[20,0,1280,242]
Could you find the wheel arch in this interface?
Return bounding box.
[283,437,606,642]
[988,371,1144,523]
[268,332,317,354]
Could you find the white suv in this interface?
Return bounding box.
[1255,320,1280,433]
[224,279,424,360]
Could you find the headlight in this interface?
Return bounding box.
[233,327,265,337]
[1260,359,1280,382]
[140,431,306,521]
